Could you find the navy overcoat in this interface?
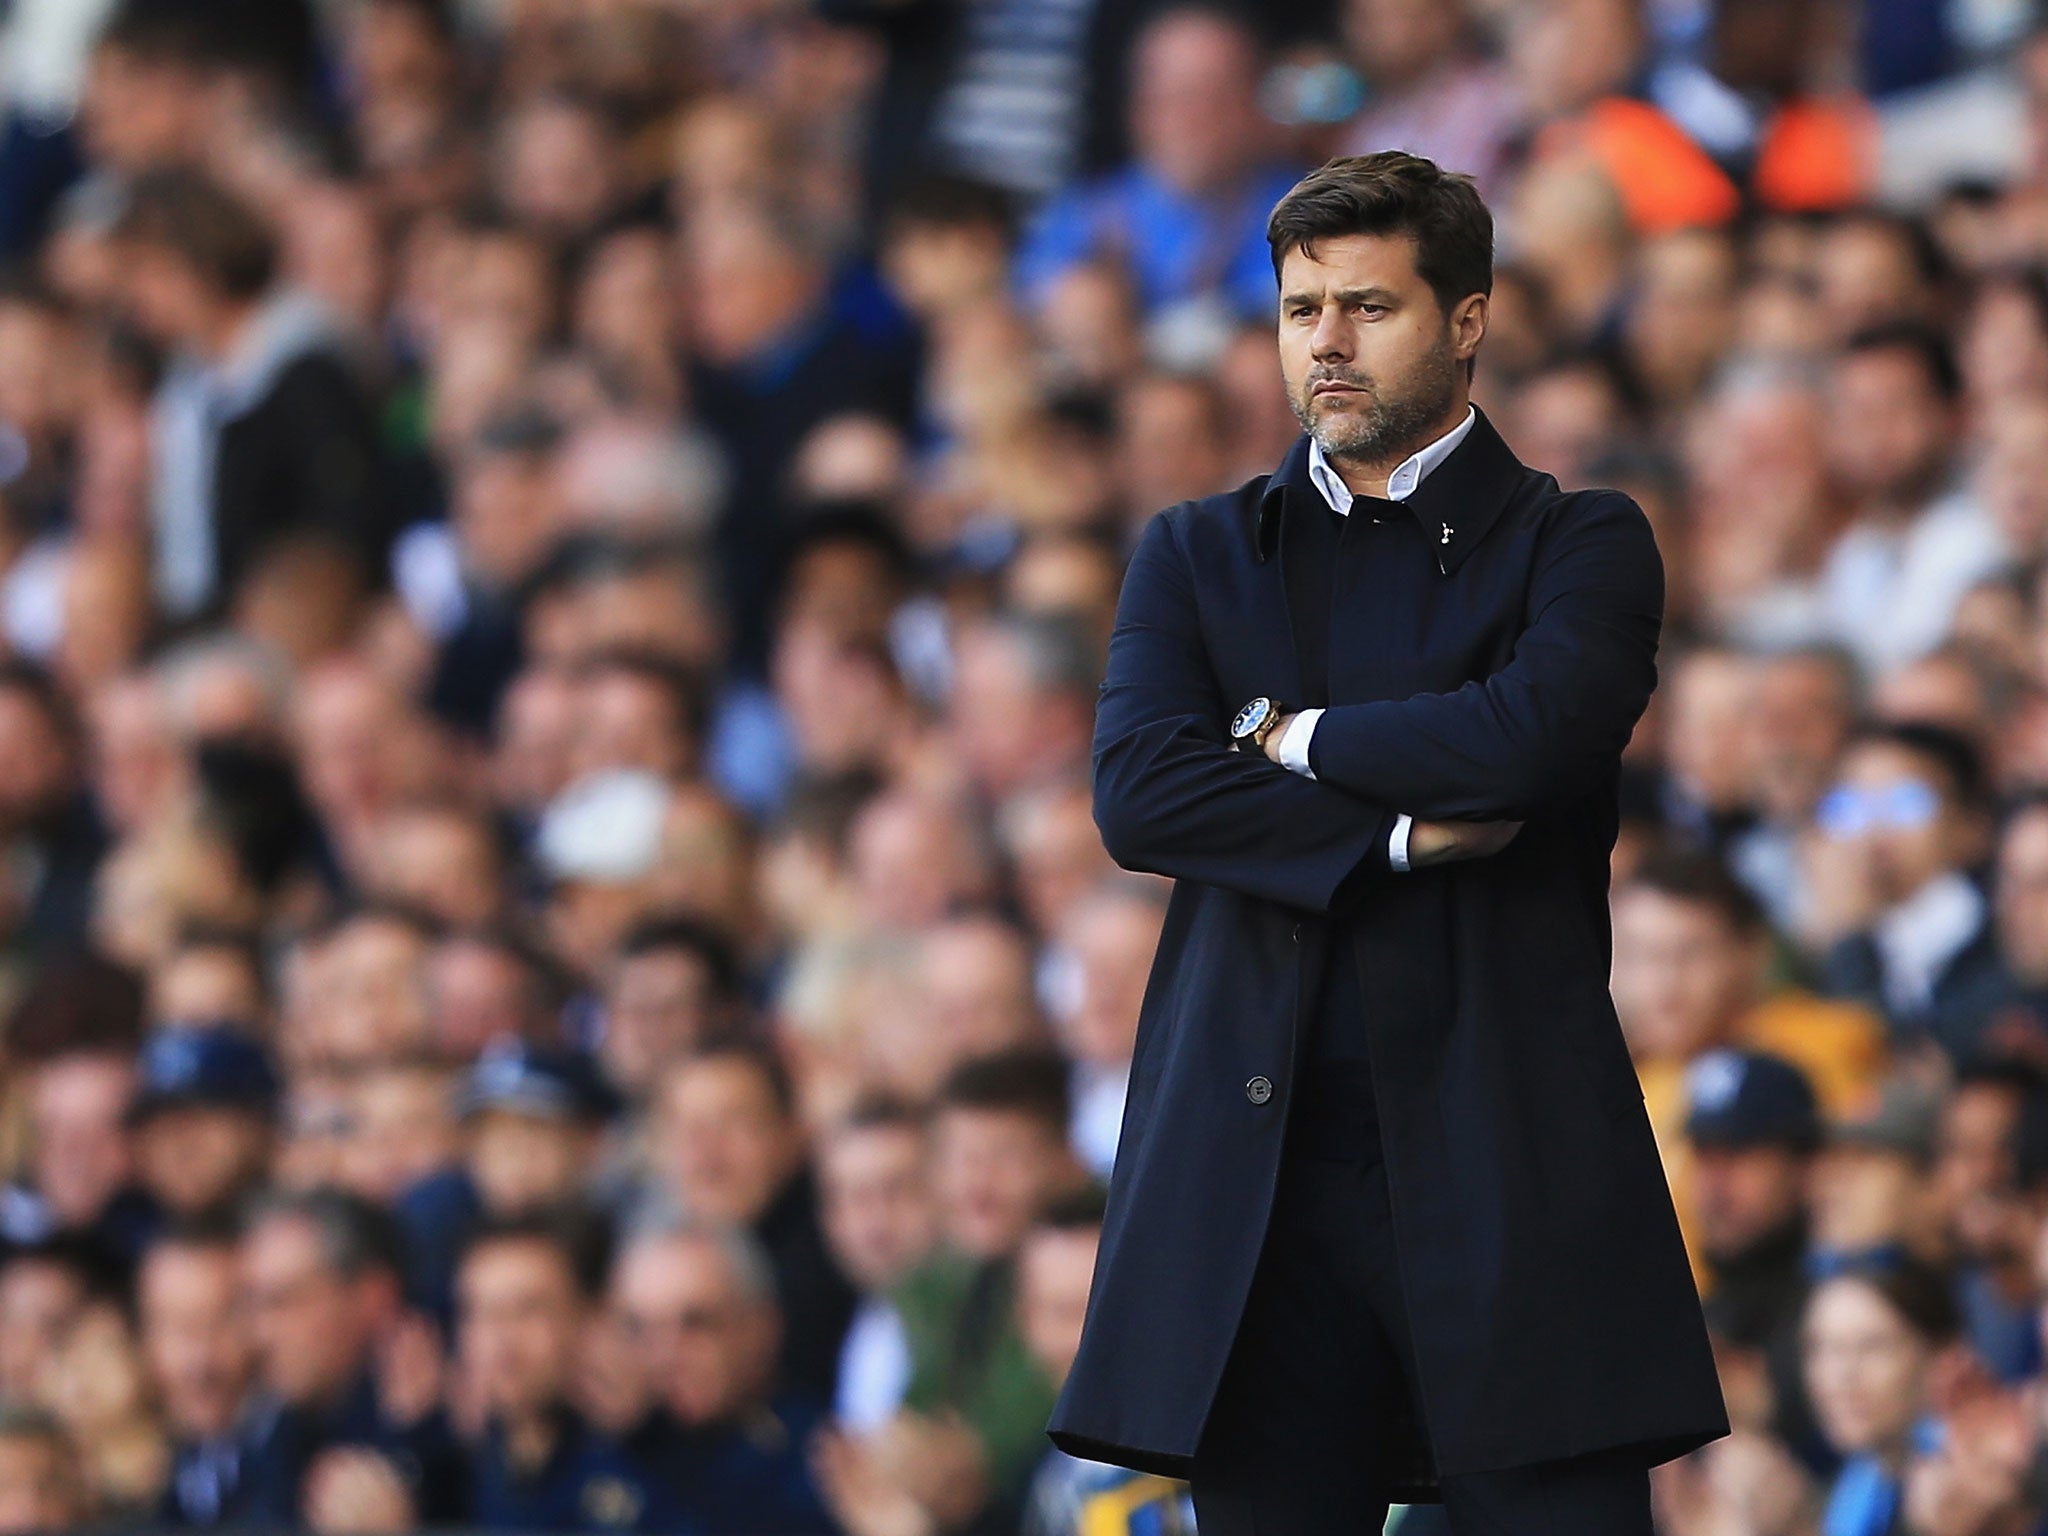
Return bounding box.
[1044,403,1729,1494]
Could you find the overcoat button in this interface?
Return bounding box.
[1291,923,1302,942]
[1245,1075,1273,1105]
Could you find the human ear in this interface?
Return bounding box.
[1453,292,1488,364]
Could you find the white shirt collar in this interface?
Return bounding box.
[1873,869,1985,1018]
[1306,403,1477,516]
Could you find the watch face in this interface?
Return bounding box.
[1231,697,1273,740]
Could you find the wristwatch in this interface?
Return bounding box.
[1230,696,1289,754]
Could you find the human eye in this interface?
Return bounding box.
[1888,780,1940,827]
[1815,786,1866,838]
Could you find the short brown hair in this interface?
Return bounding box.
[1617,847,1766,936]
[113,168,277,300]
[937,1045,1071,1134]
[681,1034,799,1120]
[1268,152,1493,375]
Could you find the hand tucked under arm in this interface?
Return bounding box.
[1269,710,1517,872]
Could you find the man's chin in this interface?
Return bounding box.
[1308,417,1381,459]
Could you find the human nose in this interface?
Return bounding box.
[1309,305,1349,361]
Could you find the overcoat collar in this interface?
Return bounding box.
[1254,400,1527,576]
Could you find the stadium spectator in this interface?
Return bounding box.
[1818,323,2010,675]
[236,1187,465,1524]
[595,916,746,1105]
[0,660,104,948]
[138,1221,256,1524]
[1614,849,1890,1113]
[0,958,148,1257]
[1338,0,1514,200]
[1685,1048,1834,1475]
[127,1023,278,1224]
[1810,1076,1944,1280]
[111,168,385,627]
[1014,7,1304,332]
[453,1217,654,1531]
[395,1040,617,1327]
[1800,1259,1959,1536]
[1043,877,1167,1180]
[610,1216,838,1535]
[1813,723,2006,1058]
[892,1047,1093,1517]
[817,1093,939,1434]
[638,1037,858,1407]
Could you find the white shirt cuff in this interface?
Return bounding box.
[1273,710,1408,870]
[1277,707,1322,777]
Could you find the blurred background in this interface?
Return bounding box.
[2,0,2048,1531]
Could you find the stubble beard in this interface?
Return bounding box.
[1290,339,1461,472]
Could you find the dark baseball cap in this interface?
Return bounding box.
[127,1024,280,1125]
[1684,1048,1821,1152]
[456,1041,619,1124]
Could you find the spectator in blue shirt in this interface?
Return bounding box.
[1801,1258,1958,1536]
[1012,6,1305,328]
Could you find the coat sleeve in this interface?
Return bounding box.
[1091,507,1402,912]
[1303,490,1663,821]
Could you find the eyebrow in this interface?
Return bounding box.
[1280,286,1402,309]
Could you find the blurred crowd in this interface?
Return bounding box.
[11,0,2048,1533]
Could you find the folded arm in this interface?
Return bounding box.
[1302,491,1664,820]
[1276,709,1414,867]
[1091,510,1402,912]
